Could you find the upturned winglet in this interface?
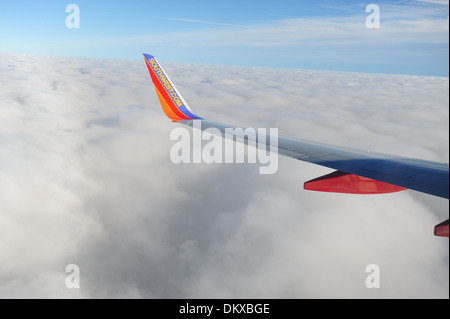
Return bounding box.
[143,53,201,122]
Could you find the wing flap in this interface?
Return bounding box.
[434,220,449,237]
[304,170,407,194]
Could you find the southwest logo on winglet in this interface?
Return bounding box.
[143,54,201,121]
[148,57,183,107]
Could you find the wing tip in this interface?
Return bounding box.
[143,53,201,121]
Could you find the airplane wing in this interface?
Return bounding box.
[143,53,449,237]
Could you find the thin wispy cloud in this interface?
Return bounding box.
[415,0,449,5]
[1,1,446,75]
[96,3,449,47]
[40,1,448,75]
[159,16,245,27]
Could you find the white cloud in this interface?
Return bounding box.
[0,53,448,298]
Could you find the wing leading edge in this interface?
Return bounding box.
[143,53,449,237]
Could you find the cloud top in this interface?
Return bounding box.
[0,53,448,298]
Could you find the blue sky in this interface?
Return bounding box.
[0,0,448,75]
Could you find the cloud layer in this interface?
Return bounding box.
[0,53,448,298]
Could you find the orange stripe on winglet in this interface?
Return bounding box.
[155,86,183,121]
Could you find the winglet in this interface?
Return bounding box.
[143,54,201,122]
